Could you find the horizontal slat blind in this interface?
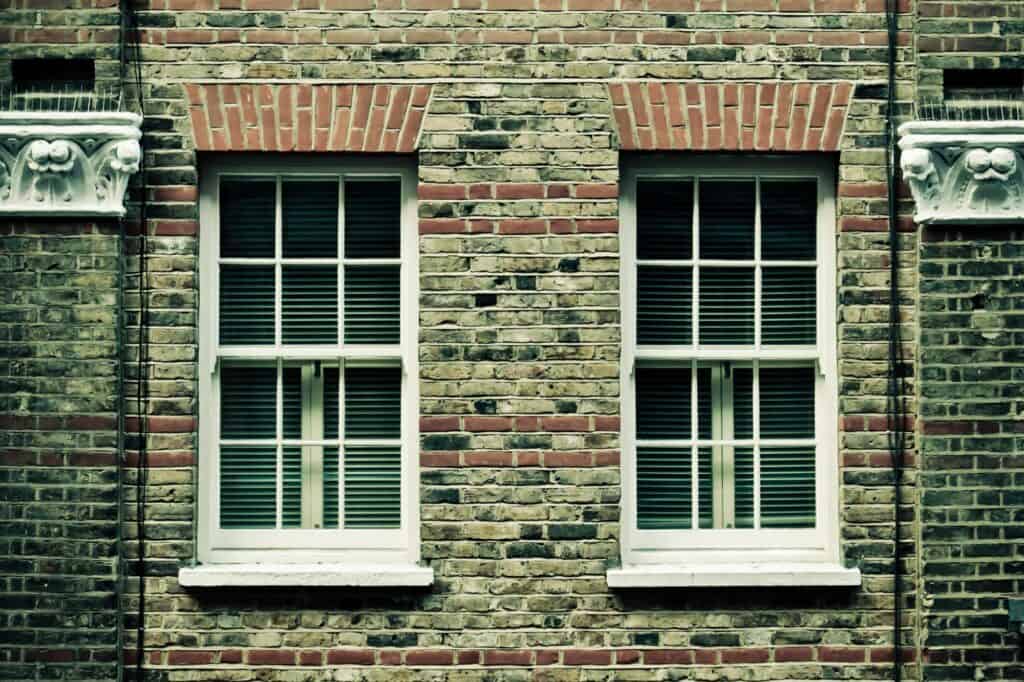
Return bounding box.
[637,180,693,260]
[282,266,338,344]
[283,181,338,258]
[637,447,691,529]
[323,446,339,529]
[762,267,816,345]
[732,367,753,439]
[761,446,815,528]
[282,367,301,440]
[344,265,400,343]
[220,180,275,258]
[761,180,817,260]
[220,266,274,345]
[699,179,754,260]
[282,446,301,528]
[344,445,401,528]
[220,365,276,439]
[345,367,401,438]
[636,367,691,439]
[345,180,402,259]
[637,266,691,344]
[699,268,754,344]
[220,446,276,529]
[761,366,814,438]
[324,367,340,440]
[697,447,713,528]
[734,446,754,529]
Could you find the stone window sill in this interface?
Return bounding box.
[607,563,861,588]
[178,563,434,588]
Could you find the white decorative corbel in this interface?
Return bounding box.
[898,121,1024,225]
[0,111,142,217]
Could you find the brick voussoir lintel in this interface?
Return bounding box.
[183,83,433,153]
[609,80,854,153]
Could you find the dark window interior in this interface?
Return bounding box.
[11,58,95,92]
[944,68,1024,101]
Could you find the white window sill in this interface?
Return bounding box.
[178,563,434,588]
[607,563,861,588]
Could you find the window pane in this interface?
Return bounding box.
[283,180,338,258]
[699,268,754,344]
[697,367,713,441]
[734,446,754,529]
[699,180,754,260]
[282,446,301,529]
[344,265,400,343]
[762,267,816,345]
[282,367,301,439]
[637,447,691,530]
[345,367,401,439]
[636,367,691,440]
[637,266,692,345]
[220,445,276,529]
[345,445,401,528]
[220,265,274,345]
[323,446,339,529]
[220,365,276,439]
[761,180,817,260]
[282,265,338,344]
[761,366,815,438]
[637,180,693,260]
[733,367,753,439]
[345,179,401,259]
[220,179,274,258]
[761,446,815,528]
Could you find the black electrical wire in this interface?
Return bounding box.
[883,0,907,679]
[119,1,148,679]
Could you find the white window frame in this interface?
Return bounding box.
[616,155,851,581]
[195,154,420,568]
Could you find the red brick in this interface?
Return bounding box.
[420,416,460,432]
[464,451,517,466]
[483,650,532,665]
[498,219,547,235]
[563,649,612,665]
[776,647,814,662]
[406,649,454,665]
[495,183,546,199]
[421,451,460,467]
[299,650,322,665]
[543,451,593,467]
[464,416,515,432]
[541,416,589,432]
[327,649,375,665]
[247,649,295,665]
[721,648,769,664]
[819,646,866,663]
[615,649,641,664]
[644,649,694,665]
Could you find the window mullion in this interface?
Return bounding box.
[753,359,761,530]
[338,357,346,530]
[721,364,735,529]
[690,358,698,530]
[275,358,283,530]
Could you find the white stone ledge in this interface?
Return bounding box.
[607,563,862,588]
[178,563,434,588]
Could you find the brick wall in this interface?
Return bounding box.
[0,222,122,682]
[4,0,1021,680]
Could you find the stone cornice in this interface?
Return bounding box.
[0,112,142,218]
[899,120,1024,225]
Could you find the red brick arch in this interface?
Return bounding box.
[609,81,853,152]
[183,83,432,153]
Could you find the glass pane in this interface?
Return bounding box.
[283,180,338,258]
[761,446,815,528]
[637,180,693,260]
[282,446,301,528]
[345,367,402,439]
[220,445,276,529]
[762,267,816,345]
[636,366,691,440]
[323,446,339,529]
[734,446,754,529]
[761,366,815,438]
[324,367,340,440]
[344,265,400,344]
[761,180,817,260]
[637,266,692,345]
[637,447,691,530]
[220,265,274,345]
[697,367,713,441]
[282,367,301,439]
[699,268,754,344]
[345,179,401,259]
[220,365,275,439]
[699,180,755,260]
[733,367,753,439]
[220,179,275,258]
[282,265,338,344]
[697,446,713,529]
[344,445,401,529]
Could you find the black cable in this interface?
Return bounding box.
[119,1,148,679]
[883,0,906,679]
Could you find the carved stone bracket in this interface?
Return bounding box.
[0,112,142,217]
[899,121,1024,225]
